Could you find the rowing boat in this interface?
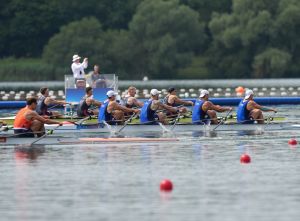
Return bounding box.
[0,136,179,145]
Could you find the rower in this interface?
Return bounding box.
[77,87,102,117]
[140,89,180,125]
[164,87,193,113]
[13,97,62,137]
[124,86,144,108]
[98,90,140,124]
[36,87,70,117]
[237,89,277,124]
[192,90,232,124]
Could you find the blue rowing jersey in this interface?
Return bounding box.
[237,100,253,124]
[140,99,157,124]
[98,100,113,122]
[192,100,208,124]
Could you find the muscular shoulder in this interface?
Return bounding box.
[152,100,161,105]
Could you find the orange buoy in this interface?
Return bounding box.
[160,179,173,191]
[235,86,245,94]
[240,154,251,164]
[288,138,298,145]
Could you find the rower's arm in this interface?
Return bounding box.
[158,101,177,113]
[128,97,144,108]
[205,101,231,112]
[249,101,276,112]
[92,99,102,107]
[174,97,193,106]
[114,103,140,114]
[27,111,62,125]
[133,99,144,108]
[45,97,69,106]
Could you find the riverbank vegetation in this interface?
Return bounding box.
[0,0,299,80]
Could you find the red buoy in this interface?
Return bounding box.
[160,179,173,191]
[240,154,251,164]
[288,139,298,145]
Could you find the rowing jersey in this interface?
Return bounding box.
[14,106,33,129]
[36,95,51,116]
[98,100,113,123]
[77,96,92,117]
[163,95,180,107]
[140,99,157,124]
[192,100,209,124]
[237,100,253,124]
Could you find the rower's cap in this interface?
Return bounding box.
[199,90,209,98]
[150,89,161,96]
[168,87,176,93]
[72,54,81,62]
[107,90,118,98]
[245,89,254,99]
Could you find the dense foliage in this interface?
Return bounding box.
[1,0,299,80]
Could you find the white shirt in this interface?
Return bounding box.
[71,60,88,78]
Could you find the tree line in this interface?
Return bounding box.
[0,0,299,81]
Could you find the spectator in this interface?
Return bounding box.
[91,64,107,88]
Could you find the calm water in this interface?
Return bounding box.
[0,106,300,221]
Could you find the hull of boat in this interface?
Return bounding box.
[44,122,300,133]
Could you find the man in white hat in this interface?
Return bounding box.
[140,89,180,124]
[71,54,88,87]
[237,89,277,124]
[192,89,232,124]
[98,90,140,124]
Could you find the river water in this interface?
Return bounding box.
[0,105,300,221]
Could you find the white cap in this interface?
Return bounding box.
[72,54,81,62]
[245,89,254,99]
[150,89,161,96]
[107,90,118,98]
[199,90,209,98]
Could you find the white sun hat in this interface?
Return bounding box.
[107,90,118,98]
[199,89,209,98]
[150,89,161,96]
[72,54,81,62]
[245,89,254,99]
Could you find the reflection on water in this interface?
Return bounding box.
[0,105,299,221]
[14,147,45,161]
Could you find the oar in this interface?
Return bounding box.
[170,112,182,131]
[213,109,232,131]
[29,125,61,146]
[158,122,171,133]
[116,113,136,133]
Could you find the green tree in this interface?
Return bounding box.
[0,0,142,58]
[253,48,291,78]
[206,0,300,78]
[127,0,206,79]
[43,17,104,70]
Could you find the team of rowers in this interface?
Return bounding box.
[11,86,276,137]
